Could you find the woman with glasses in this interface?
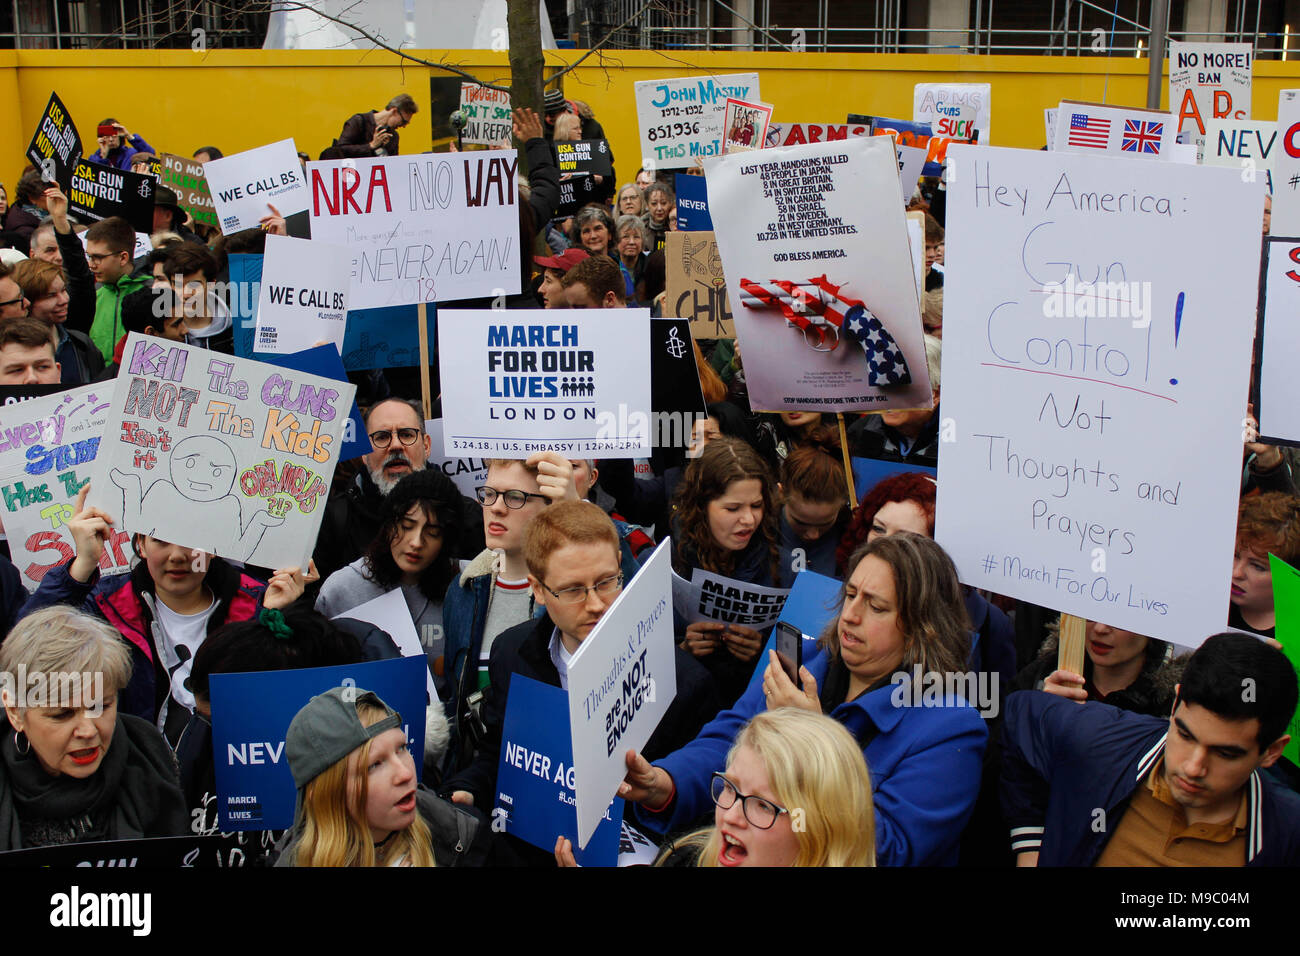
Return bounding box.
[559,708,875,867]
[622,533,988,867]
[10,259,103,385]
[316,469,462,699]
[441,502,717,864]
[614,214,649,304]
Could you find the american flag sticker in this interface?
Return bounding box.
[1067,113,1111,149]
[1121,119,1163,154]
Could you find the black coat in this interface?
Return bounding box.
[441,612,720,814]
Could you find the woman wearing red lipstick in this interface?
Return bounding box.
[671,438,781,706]
[0,606,188,849]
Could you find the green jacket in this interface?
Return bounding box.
[90,272,150,361]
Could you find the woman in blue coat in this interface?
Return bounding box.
[622,533,988,866]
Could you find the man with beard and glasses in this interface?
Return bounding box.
[313,398,484,584]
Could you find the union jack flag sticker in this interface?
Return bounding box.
[1121,119,1163,154]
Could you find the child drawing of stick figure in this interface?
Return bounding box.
[110,434,282,562]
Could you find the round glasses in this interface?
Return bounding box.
[710,772,789,829]
[542,572,623,606]
[476,486,548,509]
[369,427,422,449]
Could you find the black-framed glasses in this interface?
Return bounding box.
[86,251,126,264]
[476,486,548,509]
[542,572,623,606]
[0,294,26,309]
[369,427,422,449]
[710,772,789,829]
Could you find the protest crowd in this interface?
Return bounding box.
[0,60,1296,879]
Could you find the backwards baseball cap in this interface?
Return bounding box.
[534,247,589,273]
[285,686,402,790]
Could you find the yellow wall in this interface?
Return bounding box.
[5,48,1300,194]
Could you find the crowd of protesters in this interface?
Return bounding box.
[0,84,1294,870]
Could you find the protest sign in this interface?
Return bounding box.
[1254,237,1300,445]
[554,173,599,218]
[935,143,1264,645]
[330,588,436,701]
[437,308,653,458]
[851,457,936,505]
[26,91,81,189]
[203,139,309,235]
[1271,90,1300,235]
[914,83,991,144]
[671,566,789,627]
[424,418,488,499]
[88,334,357,568]
[1202,119,1275,193]
[650,317,707,430]
[665,230,733,338]
[244,344,369,462]
[722,97,774,154]
[1269,554,1300,766]
[776,568,842,638]
[868,115,970,177]
[493,674,621,866]
[1052,100,1176,160]
[567,540,676,847]
[138,154,163,178]
[906,212,925,304]
[634,73,760,169]
[77,228,151,261]
[1045,108,1057,147]
[308,151,520,309]
[0,834,263,868]
[67,159,155,233]
[160,152,217,228]
[0,384,131,591]
[764,122,870,148]
[675,172,712,231]
[0,384,65,406]
[554,139,614,177]
[459,82,512,146]
[1168,41,1252,153]
[707,135,933,413]
[210,655,427,830]
[254,235,350,355]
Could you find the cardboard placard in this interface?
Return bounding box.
[88,335,356,568]
[567,540,676,847]
[458,82,513,146]
[437,308,653,458]
[203,139,309,235]
[935,143,1263,646]
[664,230,733,338]
[160,152,218,228]
[26,91,82,189]
[634,73,760,169]
[707,135,932,412]
[0,384,131,591]
[307,151,520,309]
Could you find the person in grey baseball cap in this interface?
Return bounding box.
[274,686,493,867]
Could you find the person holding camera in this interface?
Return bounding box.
[334,93,418,158]
[87,118,155,171]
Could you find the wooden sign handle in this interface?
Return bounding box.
[417,302,432,421]
[836,413,856,507]
[1057,613,1087,677]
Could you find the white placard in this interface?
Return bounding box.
[330,588,436,701]
[254,235,350,355]
[670,567,790,627]
[424,418,487,499]
[567,540,676,848]
[634,73,760,170]
[79,229,151,260]
[1045,108,1057,148]
[459,82,512,147]
[764,124,921,200]
[906,216,925,304]
[1053,101,1176,160]
[706,135,932,413]
[936,144,1264,646]
[1270,90,1300,235]
[0,384,131,591]
[1256,238,1300,444]
[436,308,652,458]
[1202,119,1275,194]
[202,139,309,235]
[1168,41,1252,156]
[88,334,356,568]
[914,83,991,144]
[307,151,520,310]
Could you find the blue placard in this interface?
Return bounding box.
[227,252,434,372]
[494,673,621,866]
[747,569,842,692]
[254,344,371,460]
[210,656,427,831]
[851,457,936,504]
[868,116,943,176]
[675,173,712,231]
